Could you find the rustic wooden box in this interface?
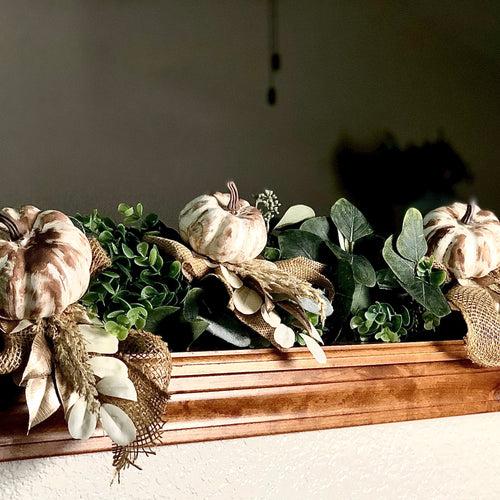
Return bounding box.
[2,340,500,462]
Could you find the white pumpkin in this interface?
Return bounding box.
[0,206,92,320]
[179,182,267,264]
[423,201,500,279]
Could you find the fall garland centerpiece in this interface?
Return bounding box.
[0,206,172,478]
[5,186,500,479]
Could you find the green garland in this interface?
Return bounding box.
[73,195,458,351]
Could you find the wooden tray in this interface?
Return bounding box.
[2,340,500,462]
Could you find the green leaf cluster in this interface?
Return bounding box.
[382,209,450,318]
[74,204,187,339]
[350,302,411,343]
[271,198,452,345]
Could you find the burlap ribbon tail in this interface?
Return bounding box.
[446,267,500,367]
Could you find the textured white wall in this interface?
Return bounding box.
[2,412,500,499]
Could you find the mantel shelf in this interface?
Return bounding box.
[2,340,500,462]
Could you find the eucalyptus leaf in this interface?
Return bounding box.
[278,229,323,261]
[261,305,281,327]
[233,286,263,314]
[96,376,137,401]
[198,313,252,347]
[352,255,376,287]
[330,198,373,244]
[145,306,179,332]
[99,403,136,446]
[299,333,327,364]
[88,356,129,379]
[190,319,210,340]
[274,204,315,230]
[80,324,119,353]
[396,208,427,262]
[300,216,332,241]
[182,288,204,322]
[68,397,98,440]
[351,283,371,314]
[274,324,295,348]
[383,236,450,317]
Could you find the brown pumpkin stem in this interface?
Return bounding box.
[460,202,476,225]
[0,213,22,241]
[227,181,240,215]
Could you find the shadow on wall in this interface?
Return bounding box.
[332,133,473,236]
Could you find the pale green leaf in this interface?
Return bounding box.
[79,324,119,353]
[396,208,427,262]
[88,357,128,379]
[274,204,315,230]
[96,376,137,401]
[99,403,136,446]
[67,397,98,440]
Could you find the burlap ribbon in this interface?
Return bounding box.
[0,237,172,477]
[447,268,500,367]
[144,236,334,348]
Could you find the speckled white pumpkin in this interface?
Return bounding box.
[0,206,92,320]
[423,202,500,279]
[179,183,267,264]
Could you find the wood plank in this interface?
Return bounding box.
[171,341,466,365]
[159,401,500,446]
[171,352,470,377]
[163,372,500,426]
[168,360,493,394]
[172,340,466,361]
[3,401,499,462]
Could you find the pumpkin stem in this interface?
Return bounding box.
[0,213,22,241]
[460,202,476,225]
[227,181,240,214]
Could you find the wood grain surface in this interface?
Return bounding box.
[2,340,500,462]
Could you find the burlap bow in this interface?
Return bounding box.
[0,238,172,478]
[144,236,334,349]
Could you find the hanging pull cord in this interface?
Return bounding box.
[267,0,281,105]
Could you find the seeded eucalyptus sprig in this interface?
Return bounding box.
[74,203,190,340]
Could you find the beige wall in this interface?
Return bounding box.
[1,1,498,226]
